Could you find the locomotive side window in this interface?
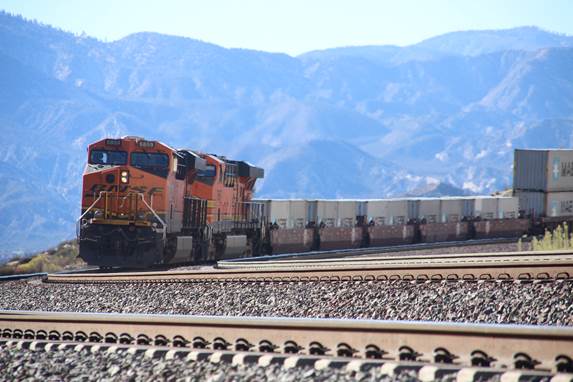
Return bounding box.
[131,152,169,177]
[89,150,127,165]
[197,164,217,185]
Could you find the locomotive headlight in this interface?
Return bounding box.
[120,170,129,184]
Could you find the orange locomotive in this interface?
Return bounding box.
[79,136,265,268]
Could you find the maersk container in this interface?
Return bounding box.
[497,196,519,219]
[474,197,498,220]
[542,192,573,218]
[516,191,573,218]
[418,198,441,223]
[439,197,474,223]
[514,149,573,192]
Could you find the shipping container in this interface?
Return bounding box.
[289,200,308,228]
[365,199,389,225]
[255,199,310,228]
[337,200,357,227]
[386,199,415,225]
[474,197,497,219]
[439,197,474,223]
[515,191,573,218]
[316,200,339,227]
[418,198,441,223]
[497,196,519,219]
[514,149,573,192]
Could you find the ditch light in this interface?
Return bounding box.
[120,170,129,184]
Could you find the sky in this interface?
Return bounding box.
[1,0,572,56]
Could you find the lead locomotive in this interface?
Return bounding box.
[78,136,265,268]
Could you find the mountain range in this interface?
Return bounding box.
[1,11,572,256]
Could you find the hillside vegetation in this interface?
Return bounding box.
[0,240,85,275]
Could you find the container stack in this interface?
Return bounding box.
[513,149,573,219]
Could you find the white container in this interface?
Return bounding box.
[266,200,290,228]
[386,199,410,225]
[289,200,308,228]
[337,200,357,227]
[514,149,573,192]
[255,199,310,228]
[366,199,389,226]
[418,198,441,223]
[497,196,519,219]
[439,197,474,223]
[474,197,498,220]
[316,200,339,227]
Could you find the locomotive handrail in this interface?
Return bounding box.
[76,192,105,238]
[138,193,167,242]
[78,192,104,222]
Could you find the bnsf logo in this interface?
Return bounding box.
[85,184,163,197]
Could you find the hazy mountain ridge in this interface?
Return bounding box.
[0,11,572,255]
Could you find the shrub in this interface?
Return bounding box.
[531,223,573,251]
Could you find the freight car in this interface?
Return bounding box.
[255,197,531,253]
[78,138,573,268]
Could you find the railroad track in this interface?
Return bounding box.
[0,237,519,284]
[46,250,573,284]
[1,310,572,376]
[227,237,523,262]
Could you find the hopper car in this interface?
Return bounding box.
[78,138,573,268]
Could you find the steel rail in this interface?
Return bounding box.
[46,250,573,283]
[219,249,573,266]
[227,237,522,263]
[1,310,572,372]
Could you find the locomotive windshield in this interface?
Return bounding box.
[197,164,217,185]
[131,152,169,177]
[89,150,127,165]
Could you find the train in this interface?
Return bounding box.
[78,137,573,268]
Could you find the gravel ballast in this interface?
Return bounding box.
[0,346,433,382]
[1,278,571,325]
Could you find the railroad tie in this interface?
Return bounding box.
[380,362,425,377]
[186,350,213,362]
[231,352,263,365]
[257,354,290,367]
[417,365,462,382]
